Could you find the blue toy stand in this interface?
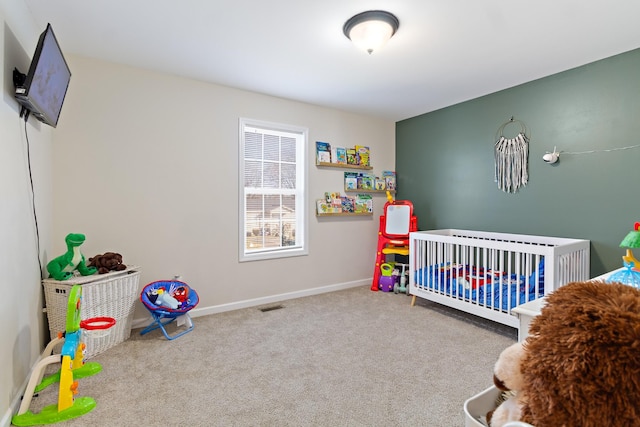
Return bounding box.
[139,280,199,340]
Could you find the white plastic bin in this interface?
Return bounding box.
[464,386,499,427]
[464,386,534,427]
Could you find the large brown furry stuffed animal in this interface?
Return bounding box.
[519,281,640,427]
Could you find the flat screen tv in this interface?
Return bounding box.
[14,23,71,128]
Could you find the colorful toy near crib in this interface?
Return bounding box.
[378,263,395,292]
[393,262,410,295]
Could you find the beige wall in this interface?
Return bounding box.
[52,56,395,326]
[1,2,55,424]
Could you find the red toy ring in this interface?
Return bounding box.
[80,317,116,330]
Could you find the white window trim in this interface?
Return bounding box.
[238,118,308,262]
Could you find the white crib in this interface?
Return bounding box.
[409,229,590,327]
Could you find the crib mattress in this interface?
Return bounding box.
[415,262,544,312]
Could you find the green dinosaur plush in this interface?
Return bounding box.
[47,233,97,281]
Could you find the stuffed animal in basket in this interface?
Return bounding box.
[46,233,97,281]
[486,342,526,427]
[87,252,127,274]
[488,281,640,427]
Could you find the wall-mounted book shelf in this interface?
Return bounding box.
[315,141,371,169]
[316,212,373,217]
[316,192,372,216]
[344,189,395,194]
[344,171,396,193]
[316,162,373,170]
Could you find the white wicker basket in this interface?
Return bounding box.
[42,266,141,359]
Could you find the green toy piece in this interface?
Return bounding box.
[11,397,97,426]
[34,362,102,394]
[46,233,97,281]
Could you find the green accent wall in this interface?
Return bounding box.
[396,48,640,277]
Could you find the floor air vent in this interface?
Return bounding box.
[259,305,284,312]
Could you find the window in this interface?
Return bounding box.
[239,118,308,262]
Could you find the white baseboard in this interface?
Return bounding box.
[2,353,47,427]
[131,279,368,330]
[1,409,13,427]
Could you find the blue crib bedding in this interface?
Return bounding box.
[414,259,545,311]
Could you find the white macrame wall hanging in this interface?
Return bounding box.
[494,118,530,193]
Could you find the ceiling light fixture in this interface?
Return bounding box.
[343,10,399,55]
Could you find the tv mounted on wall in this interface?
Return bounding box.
[14,23,71,128]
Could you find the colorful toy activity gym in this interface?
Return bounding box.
[12,285,112,426]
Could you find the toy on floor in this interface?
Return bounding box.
[371,191,417,291]
[46,233,97,281]
[487,281,640,427]
[12,285,115,426]
[140,280,199,340]
[378,263,395,292]
[393,262,410,295]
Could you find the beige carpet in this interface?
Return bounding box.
[19,286,516,426]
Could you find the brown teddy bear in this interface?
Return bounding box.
[87,252,127,274]
[490,280,640,427]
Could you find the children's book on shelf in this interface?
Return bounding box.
[344,172,358,190]
[354,194,373,213]
[357,174,374,190]
[355,145,370,167]
[316,141,331,164]
[335,147,347,164]
[317,193,342,214]
[375,176,386,191]
[341,196,355,213]
[324,192,342,211]
[383,170,396,191]
[346,148,357,165]
[316,199,329,214]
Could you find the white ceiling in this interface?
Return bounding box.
[23,0,640,121]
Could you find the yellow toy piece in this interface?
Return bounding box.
[380,263,394,277]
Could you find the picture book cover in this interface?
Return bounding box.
[355,145,370,167]
[344,172,358,190]
[358,174,374,190]
[346,148,357,165]
[316,199,330,214]
[383,170,396,191]
[316,141,331,164]
[341,196,355,213]
[355,194,373,213]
